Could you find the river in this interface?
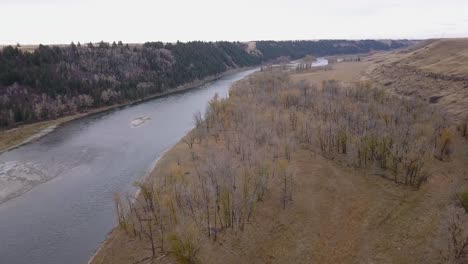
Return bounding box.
[0,68,258,264]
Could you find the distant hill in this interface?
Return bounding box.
[0,40,410,127]
[370,38,468,121]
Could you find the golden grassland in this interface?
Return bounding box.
[369,38,468,122]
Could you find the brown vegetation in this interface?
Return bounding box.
[369,38,468,122]
[0,113,82,152]
[439,206,468,263]
[92,45,468,263]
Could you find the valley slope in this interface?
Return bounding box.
[370,38,468,122]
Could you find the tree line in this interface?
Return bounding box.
[0,39,409,128]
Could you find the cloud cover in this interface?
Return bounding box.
[1,0,467,44]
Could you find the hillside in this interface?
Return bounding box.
[369,39,468,122]
[0,40,409,128]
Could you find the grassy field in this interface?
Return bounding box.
[91,48,468,264]
[0,115,82,153]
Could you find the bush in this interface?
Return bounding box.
[459,118,468,138]
[438,128,454,160]
[458,191,468,212]
[169,227,200,264]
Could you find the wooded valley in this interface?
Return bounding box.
[0,40,409,127]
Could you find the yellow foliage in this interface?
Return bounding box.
[162,193,178,224]
[170,163,187,185]
[279,159,289,173]
[440,128,454,145]
[169,224,200,264]
[357,80,372,89]
[415,123,434,138]
[279,90,300,108]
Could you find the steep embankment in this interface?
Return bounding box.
[370,38,468,122]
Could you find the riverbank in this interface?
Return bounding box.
[89,58,372,264]
[89,135,190,264]
[90,47,468,264]
[0,68,259,264]
[0,66,254,154]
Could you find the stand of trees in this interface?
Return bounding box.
[254,40,407,60]
[111,71,446,262]
[0,40,410,128]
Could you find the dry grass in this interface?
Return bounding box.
[396,39,468,78]
[290,61,372,84]
[0,105,117,152]
[0,115,77,152]
[369,38,468,122]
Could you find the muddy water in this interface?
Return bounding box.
[0,69,258,264]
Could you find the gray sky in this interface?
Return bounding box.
[1,0,467,44]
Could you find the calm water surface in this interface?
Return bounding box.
[0,69,258,264]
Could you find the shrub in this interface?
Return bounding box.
[169,226,200,264]
[458,191,468,212]
[439,206,468,263]
[438,128,454,160]
[458,118,468,138]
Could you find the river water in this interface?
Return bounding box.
[0,69,258,264]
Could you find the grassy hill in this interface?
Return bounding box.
[370,38,468,122]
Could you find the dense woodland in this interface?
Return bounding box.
[0,40,409,127]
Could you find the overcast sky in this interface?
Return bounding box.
[1,0,467,44]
